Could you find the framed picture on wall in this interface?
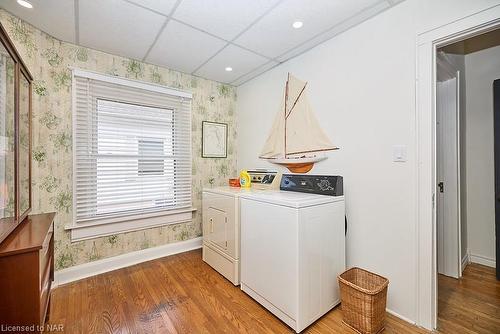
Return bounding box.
[202,121,227,158]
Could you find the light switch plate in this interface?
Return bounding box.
[393,145,407,162]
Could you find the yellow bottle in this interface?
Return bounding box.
[239,170,251,188]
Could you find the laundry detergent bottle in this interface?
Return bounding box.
[239,170,251,188]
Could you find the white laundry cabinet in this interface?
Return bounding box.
[202,187,242,285]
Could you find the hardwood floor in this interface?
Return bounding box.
[437,263,500,334]
[47,250,497,333]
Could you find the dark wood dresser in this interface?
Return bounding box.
[0,213,56,332]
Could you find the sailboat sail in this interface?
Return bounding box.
[285,74,306,117]
[260,74,337,159]
[259,99,285,158]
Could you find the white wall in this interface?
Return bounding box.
[464,45,500,267]
[236,0,500,324]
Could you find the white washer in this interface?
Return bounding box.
[239,175,345,333]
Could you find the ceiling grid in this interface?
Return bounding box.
[141,0,184,61]
[0,0,404,85]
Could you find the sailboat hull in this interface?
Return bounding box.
[283,162,314,173]
[263,156,327,173]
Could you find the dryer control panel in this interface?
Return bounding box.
[247,170,282,190]
[280,174,343,196]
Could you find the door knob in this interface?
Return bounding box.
[438,182,444,193]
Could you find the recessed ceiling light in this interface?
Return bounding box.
[225,67,233,72]
[17,0,33,8]
[292,21,303,29]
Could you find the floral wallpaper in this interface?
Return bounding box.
[0,10,238,270]
[0,52,15,219]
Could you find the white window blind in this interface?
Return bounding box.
[73,72,192,224]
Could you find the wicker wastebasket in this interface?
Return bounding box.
[338,267,389,334]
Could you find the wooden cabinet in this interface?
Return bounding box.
[202,188,240,285]
[0,212,55,332]
[0,20,45,333]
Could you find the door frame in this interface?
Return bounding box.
[416,5,500,330]
[494,79,500,280]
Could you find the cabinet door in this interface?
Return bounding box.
[206,207,227,250]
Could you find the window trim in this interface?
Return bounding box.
[71,68,192,99]
[66,207,197,242]
[69,69,193,241]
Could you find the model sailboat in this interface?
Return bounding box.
[259,73,338,173]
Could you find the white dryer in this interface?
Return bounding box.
[239,174,345,333]
[202,186,248,285]
[202,170,281,285]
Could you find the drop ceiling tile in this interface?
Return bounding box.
[234,0,381,59]
[146,20,226,74]
[276,1,390,62]
[231,60,279,86]
[173,0,281,40]
[79,0,165,60]
[0,0,75,42]
[194,44,269,83]
[126,0,178,15]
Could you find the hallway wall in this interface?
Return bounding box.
[465,44,500,267]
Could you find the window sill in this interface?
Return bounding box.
[66,207,197,242]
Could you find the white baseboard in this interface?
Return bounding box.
[54,237,202,287]
[469,253,496,268]
[386,308,416,326]
[461,252,470,272]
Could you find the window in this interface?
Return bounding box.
[72,70,192,235]
[138,138,165,176]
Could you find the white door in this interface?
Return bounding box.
[437,76,461,278]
